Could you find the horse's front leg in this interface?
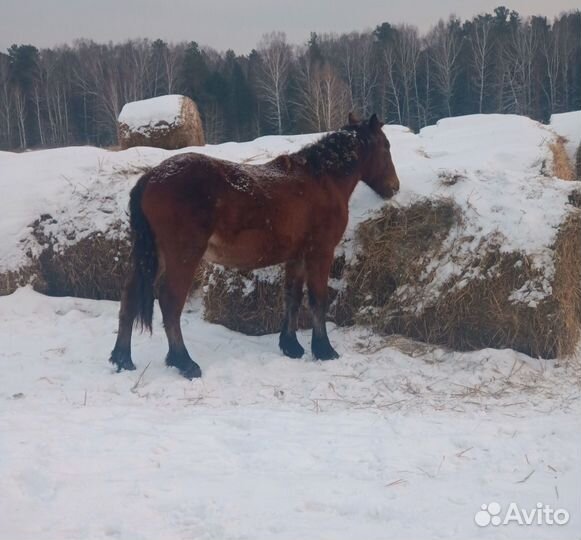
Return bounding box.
[305,251,339,361]
[279,259,306,358]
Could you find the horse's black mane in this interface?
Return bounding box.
[294,128,368,176]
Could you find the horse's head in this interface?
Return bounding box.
[344,113,400,199]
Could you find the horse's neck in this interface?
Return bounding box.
[331,171,361,203]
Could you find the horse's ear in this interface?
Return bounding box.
[369,113,383,132]
[348,112,360,126]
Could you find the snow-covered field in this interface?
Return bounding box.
[1,112,581,539]
[1,288,579,539]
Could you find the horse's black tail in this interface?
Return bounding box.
[128,173,158,333]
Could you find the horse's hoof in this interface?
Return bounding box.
[279,334,305,359]
[179,362,202,380]
[312,342,340,361]
[109,350,137,372]
[166,354,202,380]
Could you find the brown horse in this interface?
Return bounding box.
[110,113,400,379]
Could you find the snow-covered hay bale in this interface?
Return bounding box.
[551,110,581,182]
[549,136,574,180]
[118,95,205,150]
[0,263,47,297]
[575,143,581,182]
[34,218,131,300]
[349,204,581,358]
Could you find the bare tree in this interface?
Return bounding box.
[164,43,183,94]
[295,58,349,131]
[540,23,561,115]
[257,32,291,134]
[0,55,14,148]
[14,87,27,148]
[395,26,422,127]
[502,22,538,115]
[381,45,403,124]
[339,33,378,117]
[470,16,493,113]
[427,19,461,117]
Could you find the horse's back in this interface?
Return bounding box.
[140,152,347,270]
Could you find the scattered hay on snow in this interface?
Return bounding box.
[118,95,205,150]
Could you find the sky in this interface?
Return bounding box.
[0,0,578,53]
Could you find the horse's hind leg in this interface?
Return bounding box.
[158,245,206,380]
[305,251,339,361]
[279,259,305,358]
[109,271,139,371]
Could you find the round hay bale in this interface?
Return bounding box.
[549,136,574,180]
[118,95,205,150]
[575,143,581,182]
[0,262,47,296]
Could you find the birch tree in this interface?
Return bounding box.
[257,32,291,134]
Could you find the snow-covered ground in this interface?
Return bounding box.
[1,288,580,540]
[1,112,581,539]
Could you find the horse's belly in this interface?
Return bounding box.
[204,230,295,270]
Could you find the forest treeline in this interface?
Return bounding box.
[0,6,580,149]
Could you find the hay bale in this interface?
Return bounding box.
[549,136,574,180]
[347,202,581,358]
[576,141,581,181]
[203,197,581,359]
[118,95,205,150]
[39,230,131,300]
[0,263,47,296]
[204,268,286,335]
[1,215,204,301]
[204,263,342,335]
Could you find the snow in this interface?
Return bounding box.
[551,110,581,162]
[118,94,185,132]
[1,287,580,540]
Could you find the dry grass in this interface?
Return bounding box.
[335,199,458,326]
[576,141,581,181]
[118,96,205,150]
[552,211,581,342]
[342,199,581,358]
[1,213,206,301]
[550,136,574,180]
[0,262,47,296]
[39,230,131,300]
[204,260,345,335]
[204,269,285,335]
[569,189,581,208]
